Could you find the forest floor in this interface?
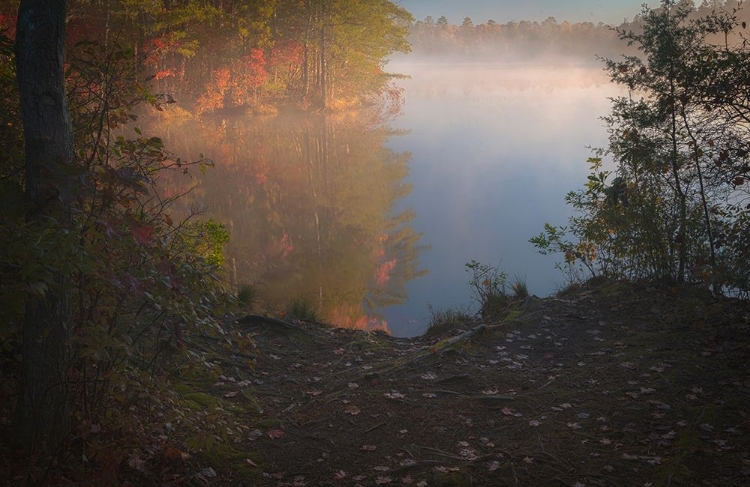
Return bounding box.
[5,280,749,486]
[144,279,750,487]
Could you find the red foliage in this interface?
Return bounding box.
[196,50,271,112]
[0,11,16,38]
[239,48,269,89]
[268,40,304,67]
[129,221,154,245]
[142,35,184,67]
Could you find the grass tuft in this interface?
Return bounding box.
[424,303,474,337]
[285,297,321,322]
[237,284,259,310]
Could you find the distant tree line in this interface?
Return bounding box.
[406,1,750,63]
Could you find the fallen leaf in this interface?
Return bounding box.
[333,470,346,480]
[361,445,377,451]
[224,391,239,398]
[384,391,405,399]
[163,447,185,463]
[344,405,361,415]
[267,429,285,439]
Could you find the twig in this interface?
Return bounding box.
[419,445,469,461]
[365,422,387,433]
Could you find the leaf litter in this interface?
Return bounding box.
[119,281,750,485]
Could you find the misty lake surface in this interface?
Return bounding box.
[381,62,622,335]
[158,63,623,337]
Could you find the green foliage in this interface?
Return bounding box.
[1,31,240,478]
[533,0,750,296]
[424,303,474,337]
[183,219,230,267]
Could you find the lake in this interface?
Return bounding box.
[156,62,623,337]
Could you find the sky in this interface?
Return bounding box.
[397,0,657,26]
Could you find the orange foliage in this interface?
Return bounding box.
[195,68,231,114]
[328,303,390,333]
[154,69,174,80]
[374,259,396,286]
[196,50,269,113]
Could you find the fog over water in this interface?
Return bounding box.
[156,61,627,338]
[381,62,624,335]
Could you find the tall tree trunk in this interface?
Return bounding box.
[13,0,75,453]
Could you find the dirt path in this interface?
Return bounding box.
[172,281,750,486]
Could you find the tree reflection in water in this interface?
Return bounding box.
[154,109,428,333]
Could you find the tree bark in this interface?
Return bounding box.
[13,0,75,453]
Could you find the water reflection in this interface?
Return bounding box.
[381,62,624,336]
[155,111,427,334]
[154,63,624,337]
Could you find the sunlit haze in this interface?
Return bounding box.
[399,0,656,25]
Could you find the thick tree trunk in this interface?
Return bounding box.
[13,0,75,453]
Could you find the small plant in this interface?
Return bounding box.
[237,284,259,311]
[424,303,474,337]
[510,275,529,299]
[466,260,510,318]
[285,296,320,322]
